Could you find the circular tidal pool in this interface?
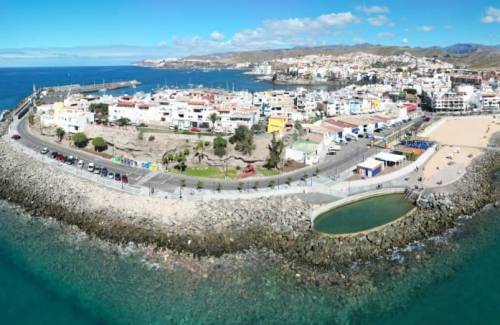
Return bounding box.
[313,194,415,235]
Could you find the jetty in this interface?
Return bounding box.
[48,80,141,93]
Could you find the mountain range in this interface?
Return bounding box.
[165,43,500,69]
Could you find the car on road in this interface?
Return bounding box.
[101,167,108,177]
[77,160,84,168]
[11,134,21,140]
[114,173,121,181]
[40,147,49,154]
[65,156,75,165]
[87,162,95,172]
[122,174,128,184]
[108,172,114,180]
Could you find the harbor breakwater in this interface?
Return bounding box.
[0,113,498,277]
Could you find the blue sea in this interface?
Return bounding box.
[0,66,499,324]
[0,65,324,111]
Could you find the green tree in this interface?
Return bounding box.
[294,120,304,135]
[72,132,88,148]
[162,152,175,167]
[230,125,255,156]
[265,133,284,169]
[229,125,251,144]
[116,117,131,126]
[175,152,187,172]
[213,135,227,158]
[209,112,218,133]
[236,138,255,156]
[56,127,65,142]
[89,103,109,122]
[91,136,108,152]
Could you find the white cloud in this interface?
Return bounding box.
[367,15,393,27]
[171,11,360,54]
[157,41,168,48]
[210,31,225,42]
[356,5,389,14]
[402,38,409,44]
[378,32,395,38]
[481,6,500,23]
[417,25,433,32]
[262,11,360,35]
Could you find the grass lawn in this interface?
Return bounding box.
[257,167,280,176]
[171,166,239,179]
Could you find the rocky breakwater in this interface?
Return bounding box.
[0,113,498,273]
[166,152,498,270]
[0,115,312,260]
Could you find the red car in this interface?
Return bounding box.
[11,134,21,140]
[122,175,129,184]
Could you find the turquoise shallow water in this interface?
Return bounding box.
[0,196,499,324]
[313,194,415,234]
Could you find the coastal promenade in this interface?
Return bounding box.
[12,108,432,203]
[12,92,424,193]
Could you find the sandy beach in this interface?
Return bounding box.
[420,116,500,186]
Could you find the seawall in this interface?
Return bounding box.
[0,114,497,270]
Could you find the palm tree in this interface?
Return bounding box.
[209,112,218,133]
[56,127,65,142]
[195,139,204,164]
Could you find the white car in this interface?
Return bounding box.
[87,162,95,172]
[40,147,49,154]
[77,160,84,168]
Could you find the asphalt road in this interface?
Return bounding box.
[14,101,422,192]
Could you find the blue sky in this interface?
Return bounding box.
[0,0,499,66]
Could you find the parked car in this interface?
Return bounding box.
[50,152,58,159]
[55,154,65,162]
[121,174,128,184]
[87,162,95,172]
[65,156,75,165]
[11,134,21,140]
[77,160,84,168]
[101,167,108,177]
[108,172,114,180]
[40,147,49,155]
[114,173,121,181]
[94,166,101,175]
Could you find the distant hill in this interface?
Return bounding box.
[177,43,500,69]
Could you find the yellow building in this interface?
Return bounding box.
[371,98,381,110]
[267,116,288,134]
